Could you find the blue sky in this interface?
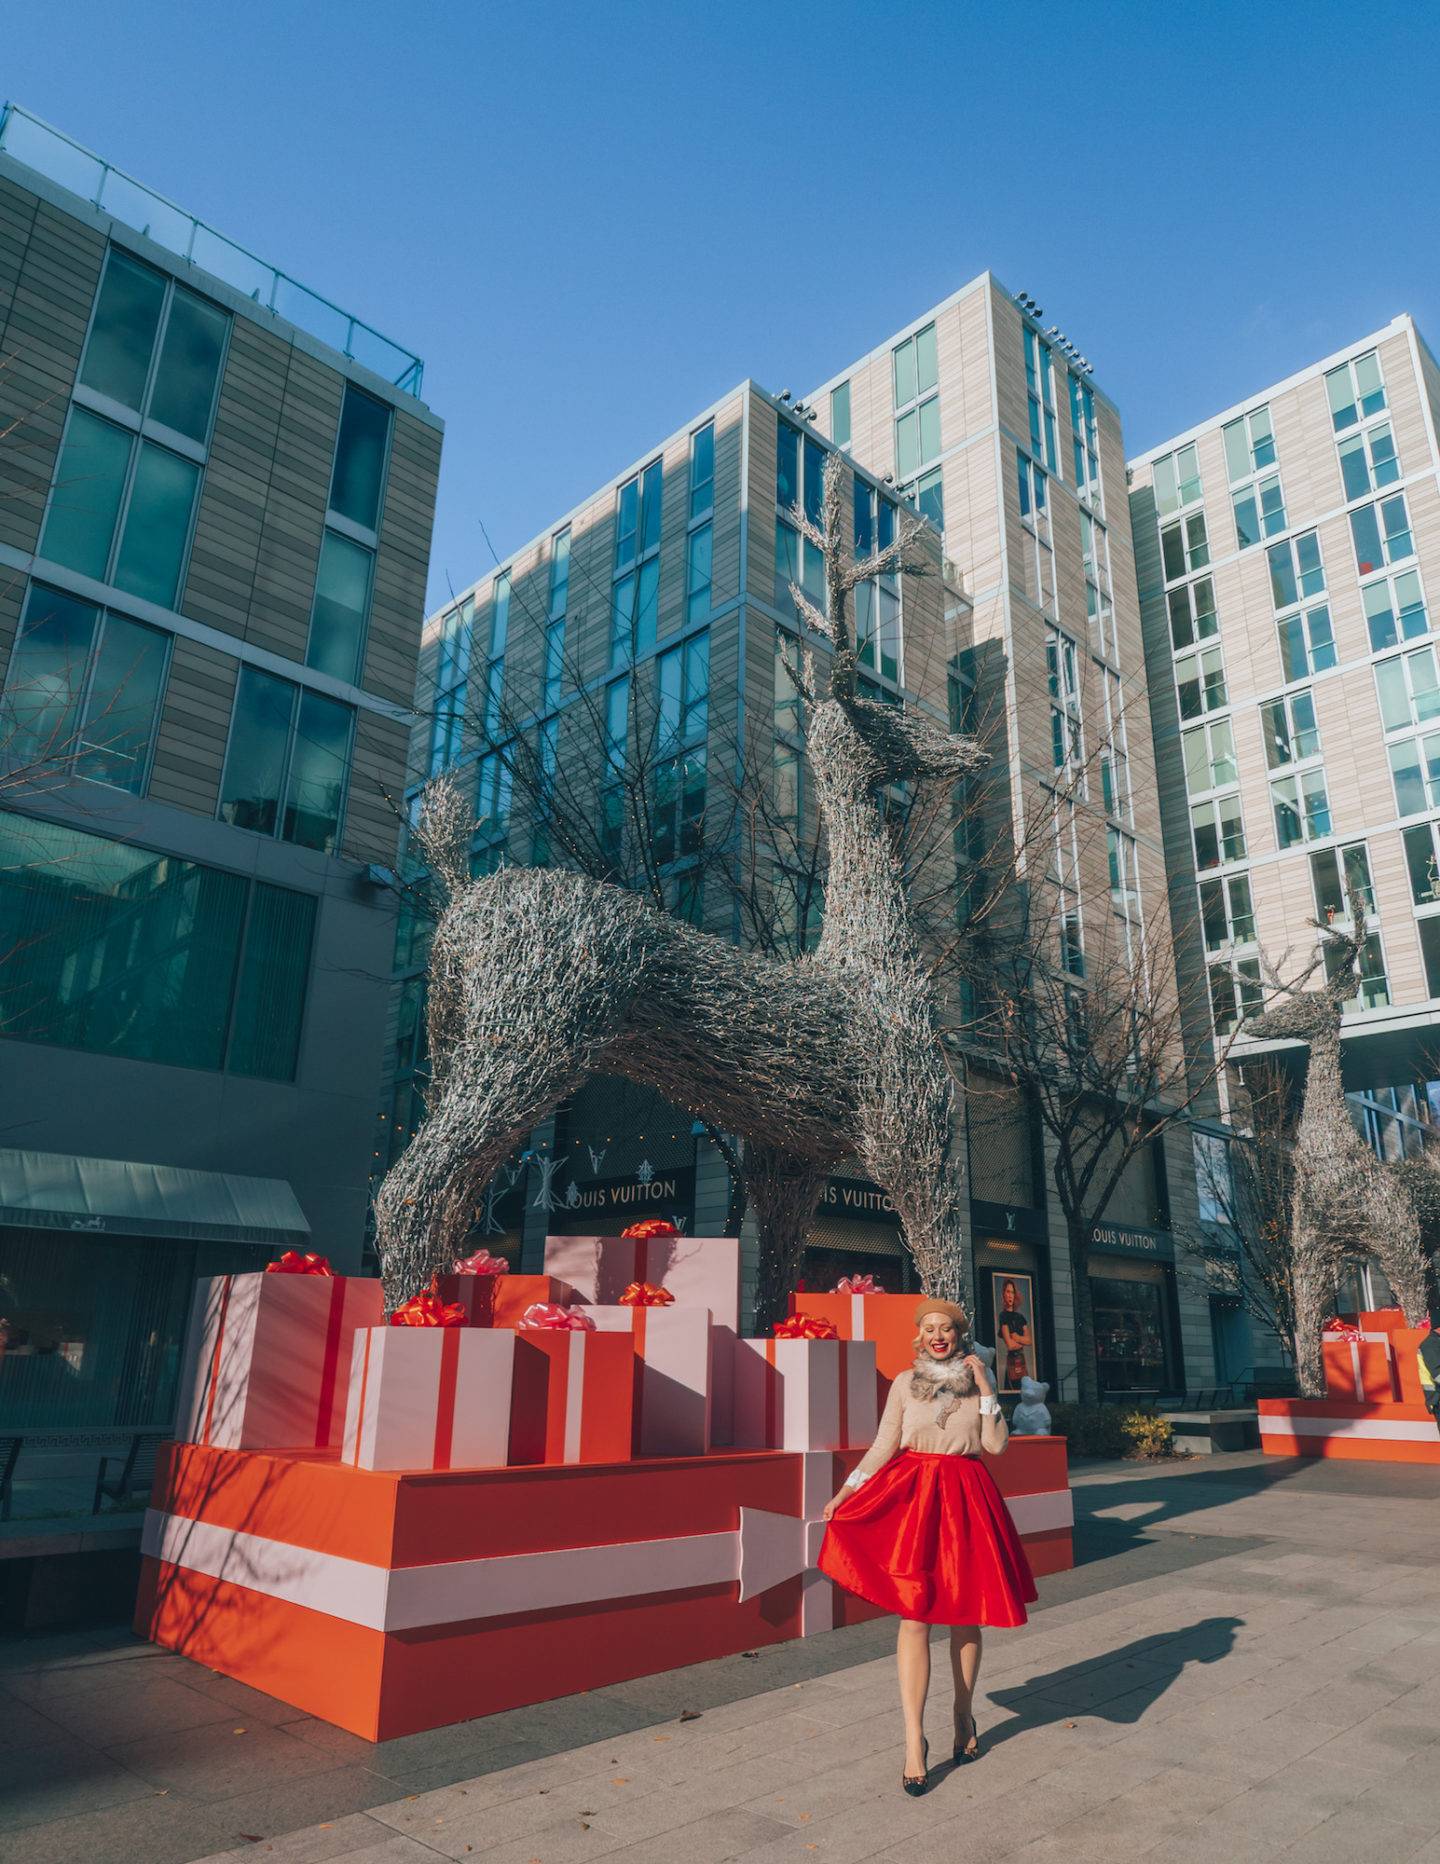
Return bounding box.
[7,1,1439,610]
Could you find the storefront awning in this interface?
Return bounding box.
[0,1147,310,1248]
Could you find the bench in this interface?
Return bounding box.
[1162,1408,1260,1455]
[92,1433,163,1514]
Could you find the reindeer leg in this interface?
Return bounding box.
[747,1144,829,1335]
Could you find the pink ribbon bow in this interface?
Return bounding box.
[1322,1318,1361,1341]
[452,1248,509,1276]
[520,1302,595,1331]
[833,1274,883,1295]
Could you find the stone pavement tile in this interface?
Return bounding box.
[1347,1769,1440,1835]
[0,1789,235,1864]
[1110,1761,1251,1823]
[1305,1723,1432,1779]
[103,1717,350,1802]
[1242,1757,1380,1818]
[0,1732,155,1832]
[998,1796,1178,1864]
[0,1627,133,1677]
[1025,1746,1173,1808]
[420,1813,626,1864]
[194,1811,439,1863]
[0,1685,71,1751]
[0,1642,187,1701]
[367,1725,559,1796]
[1278,1808,1436,1864]
[608,1806,794,1864]
[18,1670,246,1746]
[1192,1783,1332,1850]
[201,1765,418,1850]
[162,1661,309,1726]
[1138,1823,1277,1864]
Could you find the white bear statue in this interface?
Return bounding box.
[1010,1377,1052,1435]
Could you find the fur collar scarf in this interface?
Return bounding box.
[910,1352,976,1425]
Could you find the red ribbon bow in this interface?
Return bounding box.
[620,1219,680,1240]
[1322,1318,1362,1340]
[833,1274,883,1295]
[389,1289,468,1328]
[619,1281,675,1307]
[772,1313,840,1340]
[520,1302,596,1331]
[265,1250,333,1277]
[452,1248,509,1276]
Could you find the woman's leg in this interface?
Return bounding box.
[950,1625,982,1752]
[896,1619,930,1774]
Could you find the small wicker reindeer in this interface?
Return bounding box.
[374,455,984,1320]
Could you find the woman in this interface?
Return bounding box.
[818,1299,1037,1795]
[997,1279,1032,1390]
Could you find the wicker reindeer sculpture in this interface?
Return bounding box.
[374,455,985,1321]
[1244,908,1430,1393]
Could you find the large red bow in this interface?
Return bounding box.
[621,1219,680,1240]
[833,1274,883,1295]
[772,1313,840,1340]
[265,1250,333,1276]
[521,1302,596,1331]
[452,1248,509,1276]
[1322,1318,1361,1340]
[619,1281,675,1307]
[390,1287,468,1327]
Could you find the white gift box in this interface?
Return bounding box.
[584,1305,713,1455]
[175,1271,382,1453]
[341,1326,515,1472]
[731,1337,879,1452]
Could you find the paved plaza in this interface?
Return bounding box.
[2,1451,1439,1864]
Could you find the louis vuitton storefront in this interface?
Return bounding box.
[1087,1221,1181,1396]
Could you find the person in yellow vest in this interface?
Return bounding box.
[1419,1311,1440,1435]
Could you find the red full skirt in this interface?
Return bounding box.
[818,1450,1038,1627]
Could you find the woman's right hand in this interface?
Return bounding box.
[821,1494,844,1521]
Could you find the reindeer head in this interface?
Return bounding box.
[1243,901,1363,1044]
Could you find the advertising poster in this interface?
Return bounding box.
[992,1271,1037,1390]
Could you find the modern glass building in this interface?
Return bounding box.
[0,106,442,1433]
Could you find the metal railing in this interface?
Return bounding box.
[0,101,424,397]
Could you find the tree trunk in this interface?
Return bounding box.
[1066,1216,1101,1407]
[748,1145,828,1336]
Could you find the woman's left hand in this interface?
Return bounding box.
[962,1353,995,1396]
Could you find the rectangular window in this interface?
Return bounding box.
[1070,374,1101,499]
[1209,957,1263,1035]
[1277,604,1336,682]
[1222,406,1276,482]
[915,467,944,531]
[0,581,170,794]
[1017,452,1049,535]
[830,381,851,449]
[893,322,938,406]
[1191,792,1246,870]
[1161,512,1209,580]
[1268,531,1325,610]
[1022,327,1058,474]
[1047,631,1083,776]
[1325,350,1387,432]
[542,617,565,712]
[1311,842,1375,922]
[1152,442,1202,517]
[218,666,353,853]
[1182,717,1238,793]
[1419,918,1440,998]
[654,631,709,865]
[1351,493,1414,575]
[775,631,804,738]
[686,523,713,624]
[1199,871,1256,950]
[1363,568,1427,651]
[856,575,901,683]
[776,420,800,510]
[689,422,714,520]
[616,459,662,573]
[1338,422,1400,501]
[1404,822,1440,906]
[548,527,571,620]
[306,530,373,684]
[1261,689,1321,767]
[429,598,471,776]
[1108,827,1140,917]
[1388,729,1440,817]
[80,248,228,443]
[475,747,512,841]
[0,810,313,1079]
[328,386,391,533]
[895,398,940,479]
[1167,576,1218,650]
[1271,769,1332,847]
[1375,644,1440,733]
[1324,932,1389,1011]
[1232,473,1286,549]
[1175,643,1227,719]
[611,559,658,666]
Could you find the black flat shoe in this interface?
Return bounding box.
[902,1736,930,1796]
[952,1713,980,1763]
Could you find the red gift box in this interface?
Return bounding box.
[436,1274,499,1326]
[788,1291,919,1382]
[508,1329,634,1465]
[584,1305,712,1456]
[175,1270,382,1453]
[342,1326,515,1471]
[731,1336,879,1451]
[1322,1336,1398,1403]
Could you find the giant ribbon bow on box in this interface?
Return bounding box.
[620,1219,680,1240]
[772,1313,840,1340]
[619,1282,675,1307]
[832,1274,883,1295]
[1322,1319,1362,1341]
[452,1249,509,1276]
[521,1302,596,1331]
[265,1251,334,1276]
[390,1283,468,1328]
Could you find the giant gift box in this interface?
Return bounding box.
[342,1326,515,1472]
[434,1273,581,1329]
[545,1232,740,1441]
[175,1269,381,1453]
[508,1329,635,1465]
[1321,1336,1398,1403]
[731,1336,879,1452]
[787,1291,921,1385]
[583,1305,712,1455]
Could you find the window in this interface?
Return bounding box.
[1070,374,1101,501]
[306,385,391,686]
[1311,842,1375,923]
[654,632,709,867]
[548,527,571,620]
[532,715,559,863]
[1100,667,1131,822]
[1017,452,1049,536]
[1152,442,1202,517]
[915,467,944,531]
[1047,631,1083,777]
[1268,531,1325,610]
[1232,473,1286,549]
[1023,327,1058,474]
[1351,494,1414,575]
[775,517,824,622]
[475,747,512,841]
[1363,568,1427,651]
[856,573,901,683]
[1260,689,1321,768]
[542,530,569,710]
[1403,822,1440,906]
[1,582,169,794]
[895,397,940,481]
[0,810,314,1080]
[685,523,713,625]
[1108,827,1140,918]
[1167,576,1218,651]
[1081,510,1114,654]
[600,676,629,861]
[1182,716,1238,793]
[429,598,471,776]
[1191,792,1246,869]
[615,458,662,575]
[774,630,804,738]
[218,666,353,853]
[328,386,391,533]
[1052,803,1084,978]
[1209,957,1263,1035]
[1017,451,1054,613]
[1161,512,1209,580]
[830,381,851,450]
[1271,768,1331,847]
[1277,604,1336,682]
[1338,422,1400,501]
[1324,933,1389,1011]
[307,531,373,684]
[1419,919,1440,999]
[611,559,658,666]
[1199,872,1256,950]
[78,248,228,444]
[1222,406,1277,482]
[659,630,709,751]
[1388,729,1440,817]
[1376,644,1440,733]
[1194,1133,1233,1226]
[1325,350,1386,432]
[482,572,510,738]
[1175,643,1227,718]
[689,422,714,520]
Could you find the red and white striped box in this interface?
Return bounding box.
[787,1292,919,1383]
[1260,1397,1440,1466]
[342,1327,515,1472]
[1322,1337,1397,1403]
[583,1306,712,1456]
[508,1329,635,1465]
[731,1337,878,1452]
[432,1274,582,1329]
[175,1271,381,1454]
